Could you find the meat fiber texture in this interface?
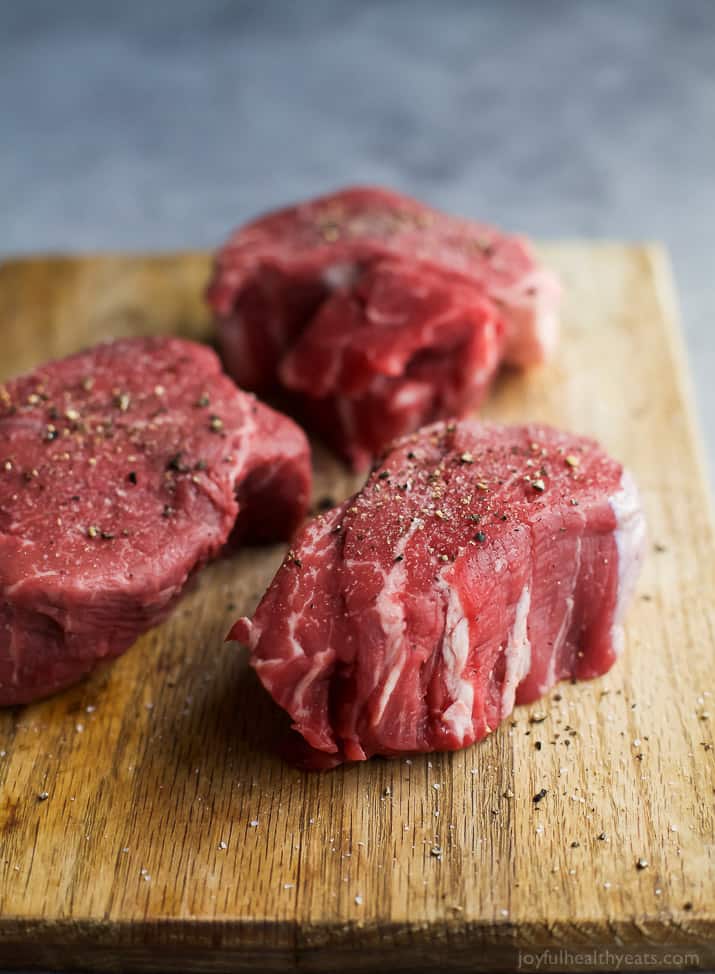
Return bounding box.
[232,420,646,769]
[207,186,561,470]
[0,337,311,705]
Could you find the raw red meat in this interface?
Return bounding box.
[0,337,311,705]
[231,420,645,768]
[207,186,561,469]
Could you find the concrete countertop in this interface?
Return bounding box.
[1,0,713,483]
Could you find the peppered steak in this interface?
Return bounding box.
[207,186,561,469]
[0,337,311,705]
[231,420,645,768]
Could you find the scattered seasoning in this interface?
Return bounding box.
[218,840,228,850]
[597,832,608,841]
[565,455,580,468]
[3,460,12,471]
[249,820,259,828]
[209,415,223,433]
[378,470,390,480]
[532,788,548,804]
[474,531,486,543]
[534,741,542,751]
[195,394,210,408]
[502,788,514,799]
[636,858,649,871]
[570,841,580,848]
[100,531,115,541]
[154,385,165,397]
[86,525,99,539]
[162,505,174,519]
[114,393,130,412]
[354,894,363,906]
[459,452,474,464]
[531,479,546,492]
[430,845,443,859]
[683,902,693,911]
[291,556,303,568]
[44,424,58,441]
[82,377,94,392]
[476,481,489,491]
[65,407,80,421]
[127,471,137,484]
[37,791,49,802]
[394,554,404,563]
[383,787,391,797]
[530,713,547,724]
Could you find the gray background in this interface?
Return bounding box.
[1,0,713,486]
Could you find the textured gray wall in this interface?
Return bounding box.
[1,0,713,480]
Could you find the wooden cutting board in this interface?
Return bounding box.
[0,246,712,973]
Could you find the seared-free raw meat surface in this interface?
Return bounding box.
[231,420,645,768]
[0,337,311,705]
[207,186,560,469]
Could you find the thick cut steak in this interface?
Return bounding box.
[231,420,645,768]
[207,186,560,469]
[0,337,311,705]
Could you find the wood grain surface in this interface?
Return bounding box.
[0,246,712,972]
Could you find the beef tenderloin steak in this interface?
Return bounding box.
[207,185,560,469]
[0,337,311,705]
[231,420,645,768]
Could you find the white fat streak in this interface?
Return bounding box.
[371,518,425,726]
[322,262,359,290]
[287,648,334,719]
[436,575,474,744]
[609,470,647,655]
[390,384,429,410]
[500,584,532,717]
[244,510,338,668]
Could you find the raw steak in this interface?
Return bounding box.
[207,186,561,469]
[0,337,311,705]
[231,420,645,768]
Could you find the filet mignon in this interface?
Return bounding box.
[0,337,311,705]
[231,420,645,768]
[207,186,561,469]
